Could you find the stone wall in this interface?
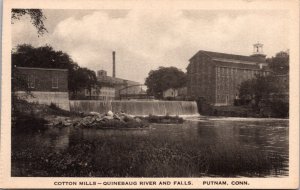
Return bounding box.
[15,91,70,110]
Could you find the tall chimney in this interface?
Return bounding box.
[112,51,116,78]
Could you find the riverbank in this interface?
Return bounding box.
[12,100,150,131]
[197,100,288,118]
[12,100,186,132]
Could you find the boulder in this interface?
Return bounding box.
[107,111,114,117]
[88,112,101,117]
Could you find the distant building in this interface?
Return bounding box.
[75,69,142,100]
[84,86,115,100]
[187,43,272,106]
[14,67,70,110]
[96,69,142,99]
[163,87,187,100]
[163,88,178,99]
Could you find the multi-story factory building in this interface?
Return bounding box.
[187,43,272,106]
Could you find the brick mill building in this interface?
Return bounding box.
[14,67,70,110]
[187,43,272,106]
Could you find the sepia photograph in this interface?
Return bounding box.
[1,0,299,189]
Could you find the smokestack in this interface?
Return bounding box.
[112,51,116,78]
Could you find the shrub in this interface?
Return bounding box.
[270,100,289,118]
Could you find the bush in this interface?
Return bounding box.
[270,100,289,118]
[196,97,213,115]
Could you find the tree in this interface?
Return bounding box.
[239,74,280,107]
[70,67,98,98]
[12,44,98,96]
[266,51,289,74]
[11,9,47,36]
[145,67,187,99]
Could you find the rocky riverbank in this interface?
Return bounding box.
[49,111,148,129]
[12,100,185,132]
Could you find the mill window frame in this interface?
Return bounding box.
[52,76,59,89]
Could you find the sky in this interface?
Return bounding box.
[12,9,289,83]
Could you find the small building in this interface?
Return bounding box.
[74,69,142,100]
[13,67,70,110]
[163,87,187,100]
[96,69,142,99]
[84,86,115,100]
[163,88,178,99]
[187,43,272,106]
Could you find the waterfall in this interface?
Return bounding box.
[69,100,199,116]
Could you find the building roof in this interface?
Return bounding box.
[97,75,140,85]
[190,50,266,64]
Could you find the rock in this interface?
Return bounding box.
[103,115,114,120]
[135,118,142,123]
[124,115,134,122]
[107,111,114,117]
[88,112,101,117]
[113,114,122,121]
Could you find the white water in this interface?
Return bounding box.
[69,100,199,116]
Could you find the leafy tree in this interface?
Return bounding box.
[266,51,289,74]
[12,44,98,97]
[11,9,47,35]
[239,75,280,107]
[145,67,187,99]
[71,67,98,99]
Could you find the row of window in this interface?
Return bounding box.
[27,75,58,89]
[216,67,268,77]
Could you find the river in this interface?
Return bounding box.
[12,117,288,177]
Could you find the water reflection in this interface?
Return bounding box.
[12,117,289,177]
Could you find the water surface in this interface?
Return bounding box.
[12,117,289,177]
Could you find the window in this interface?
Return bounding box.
[27,75,35,88]
[52,76,58,88]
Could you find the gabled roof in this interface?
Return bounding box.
[190,50,266,63]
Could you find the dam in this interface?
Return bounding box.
[69,100,199,116]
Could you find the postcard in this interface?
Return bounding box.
[1,0,299,189]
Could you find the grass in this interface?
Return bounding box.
[11,132,287,177]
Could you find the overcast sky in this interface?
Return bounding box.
[12,9,289,83]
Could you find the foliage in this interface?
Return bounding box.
[238,74,289,118]
[11,9,47,36]
[266,51,289,74]
[145,67,187,99]
[269,100,289,118]
[12,44,98,96]
[11,66,33,107]
[239,75,280,107]
[71,67,98,98]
